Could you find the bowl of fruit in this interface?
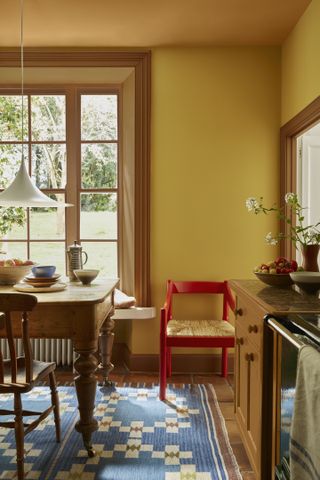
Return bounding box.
[0,258,36,285]
[254,257,299,287]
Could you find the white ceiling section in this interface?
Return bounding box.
[0,0,311,47]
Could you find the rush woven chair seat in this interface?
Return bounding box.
[160,280,236,400]
[0,293,60,480]
[166,319,235,337]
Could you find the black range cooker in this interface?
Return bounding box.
[265,313,320,479]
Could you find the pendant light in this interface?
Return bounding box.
[0,0,72,208]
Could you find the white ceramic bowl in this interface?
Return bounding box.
[0,264,34,285]
[74,269,99,285]
[290,271,320,293]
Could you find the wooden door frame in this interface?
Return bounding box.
[0,48,151,305]
[280,96,320,259]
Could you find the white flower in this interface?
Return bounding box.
[306,228,320,243]
[285,192,296,205]
[265,232,278,245]
[246,197,260,213]
[246,192,320,247]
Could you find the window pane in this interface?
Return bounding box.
[0,145,28,188]
[4,208,27,240]
[30,242,65,274]
[81,95,117,141]
[2,243,28,261]
[30,194,65,240]
[81,143,117,188]
[31,144,66,188]
[81,242,117,277]
[31,95,66,141]
[0,95,28,141]
[80,193,117,239]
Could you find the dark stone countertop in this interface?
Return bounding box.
[229,279,320,314]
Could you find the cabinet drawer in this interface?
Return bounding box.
[235,293,264,349]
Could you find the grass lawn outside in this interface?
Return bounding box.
[1,211,118,277]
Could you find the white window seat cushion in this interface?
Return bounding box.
[114,288,136,309]
[113,289,155,319]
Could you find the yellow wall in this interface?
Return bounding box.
[0,48,281,355]
[130,47,281,354]
[282,0,320,124]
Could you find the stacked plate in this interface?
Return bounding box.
[24,273,61,288]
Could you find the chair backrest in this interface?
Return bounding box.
[164,280,235,322]
[0,293,37,385]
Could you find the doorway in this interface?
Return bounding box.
[296,122,320,264]
[280,96,320,262]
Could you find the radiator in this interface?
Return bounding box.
[0,338,74,367]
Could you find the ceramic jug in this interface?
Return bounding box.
[66,241,88,281]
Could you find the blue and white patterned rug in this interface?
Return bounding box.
[0,384,242,479]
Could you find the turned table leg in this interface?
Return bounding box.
[73,349,99,457]
[97,309,115,387]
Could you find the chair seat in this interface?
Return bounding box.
[167,319,235,337]
[1,358,56,391]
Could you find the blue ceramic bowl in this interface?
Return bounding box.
[32,265,56,278]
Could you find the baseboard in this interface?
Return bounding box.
[112,343,234,374]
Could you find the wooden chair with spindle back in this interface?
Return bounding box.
[0,293,61,480]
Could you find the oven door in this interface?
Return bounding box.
[265,316,306,480]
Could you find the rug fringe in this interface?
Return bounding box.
[52,381,197,388]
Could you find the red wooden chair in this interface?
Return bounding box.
[159,280,235,400]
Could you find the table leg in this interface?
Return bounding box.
[98,312,115,386]
[73,350,99,457]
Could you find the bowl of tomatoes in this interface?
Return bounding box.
[253,257,299,287]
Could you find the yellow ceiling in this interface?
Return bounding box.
[0,0,312,47]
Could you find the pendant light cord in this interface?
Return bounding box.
[20,0,24,148]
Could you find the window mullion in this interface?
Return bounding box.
[65,88,79,250]
[26,93,31,258]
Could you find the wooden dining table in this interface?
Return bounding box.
[0,277,119,457]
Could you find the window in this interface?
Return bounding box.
[79,92,119,277]
[0,50,151,305]
[0,89,119,277]
[280,96,320,261]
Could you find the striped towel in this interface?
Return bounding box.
[290,345,320,479]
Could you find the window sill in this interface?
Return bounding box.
[112,306,156,320]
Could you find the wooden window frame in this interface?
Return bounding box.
[73,87,121,276]
[0,49,151,305]
[280,96,320,260]
[0,88,70,262]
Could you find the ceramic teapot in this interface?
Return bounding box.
[66,241,88,281]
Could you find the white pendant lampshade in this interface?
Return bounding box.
[0,0,73,209]
[0,160,72,208]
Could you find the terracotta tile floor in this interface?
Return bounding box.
[55,367,256,479]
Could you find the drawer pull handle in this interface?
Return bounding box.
[245,353,254,362]
[236,337,244,345]
[235,308,243,316]
[248,324,258,333]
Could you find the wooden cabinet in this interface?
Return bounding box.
[230,279,320,480]
[234,290,264,478]
[235,326,262,469]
